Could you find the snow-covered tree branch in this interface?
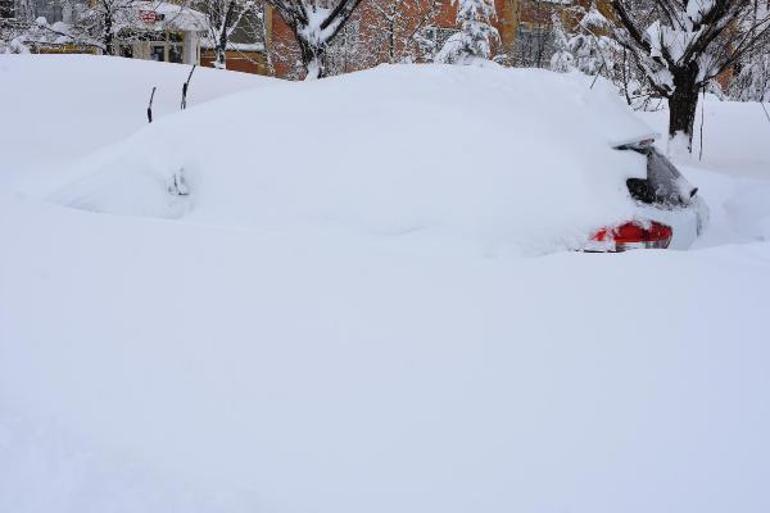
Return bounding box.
[263,0,365,78]
[199,0,256,69]
[609,0,770,154]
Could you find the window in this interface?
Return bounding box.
[168,44,183,63]
[514,24,556,69]
[148,32,185,62]
[115,30,188,63]
[31,0,64,23]
[422,27,459,49]
[151,45,165,61]
[623,146,697,207]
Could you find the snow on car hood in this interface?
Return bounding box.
[50,65,653,255]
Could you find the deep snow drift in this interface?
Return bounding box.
[0,54,272,187]
[1,56,770,513]
[3,196,770,513]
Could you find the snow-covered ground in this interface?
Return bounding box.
[0,55,272,188]
[637,99,770,247]
[1,56,770,513]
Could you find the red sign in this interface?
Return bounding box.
[139,10,157,23]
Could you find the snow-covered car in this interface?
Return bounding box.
[50,65,706,256]
[585,138,707,252]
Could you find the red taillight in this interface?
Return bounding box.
[589,221,673,252]
[614,222,655,243]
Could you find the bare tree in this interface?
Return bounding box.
[511,0,557,69]
[84,0,135,54]
[263,0,365,78]
[367,0,446,63]
[323,13,367,74]
[609,0,770,154]
[199,0,255,69]
[300,0,447,77]
[729,0,770,101]
[0,4,105,53]
[3,0,200,56]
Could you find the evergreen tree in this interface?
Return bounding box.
[435,0,497,64]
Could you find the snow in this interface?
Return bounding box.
[0,55,273,189]
[4,195,770,513]
[2,55,770,513]
[687,0,716,25]
[640,95,770,179]
[579,6,610,30]
[47,65,655,256]
[634,95,770,247]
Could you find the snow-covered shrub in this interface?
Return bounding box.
[568,33,612,76]
[549,8,616,79]
[549,13,573,73]
[0,16,79,54]
[435,0,497,64]
[550,49,573,73]
[2,36,30,54]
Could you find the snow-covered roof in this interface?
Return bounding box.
[132,1,207,32]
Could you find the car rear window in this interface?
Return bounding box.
[623,147,696,207]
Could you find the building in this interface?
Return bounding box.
[2,0,607,77]
[1,0,206,65]
[265,0,611,79]
[200,41,271,73]
[116,2,206,65]
[198,4,272,74]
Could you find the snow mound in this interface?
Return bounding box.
[51,65,655,255]
[0,54,272,188]
[724,182,770,241]
[2,195,770,513]
[3,57,770,513]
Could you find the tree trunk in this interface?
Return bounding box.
[298,37,326,79]
[103,13,114,55]
[214,1,237,70]
[271,0,364,80]
[214,45,226,69]
[214,23,228,70]
[667,66,700,155]
[214,26,228,69]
